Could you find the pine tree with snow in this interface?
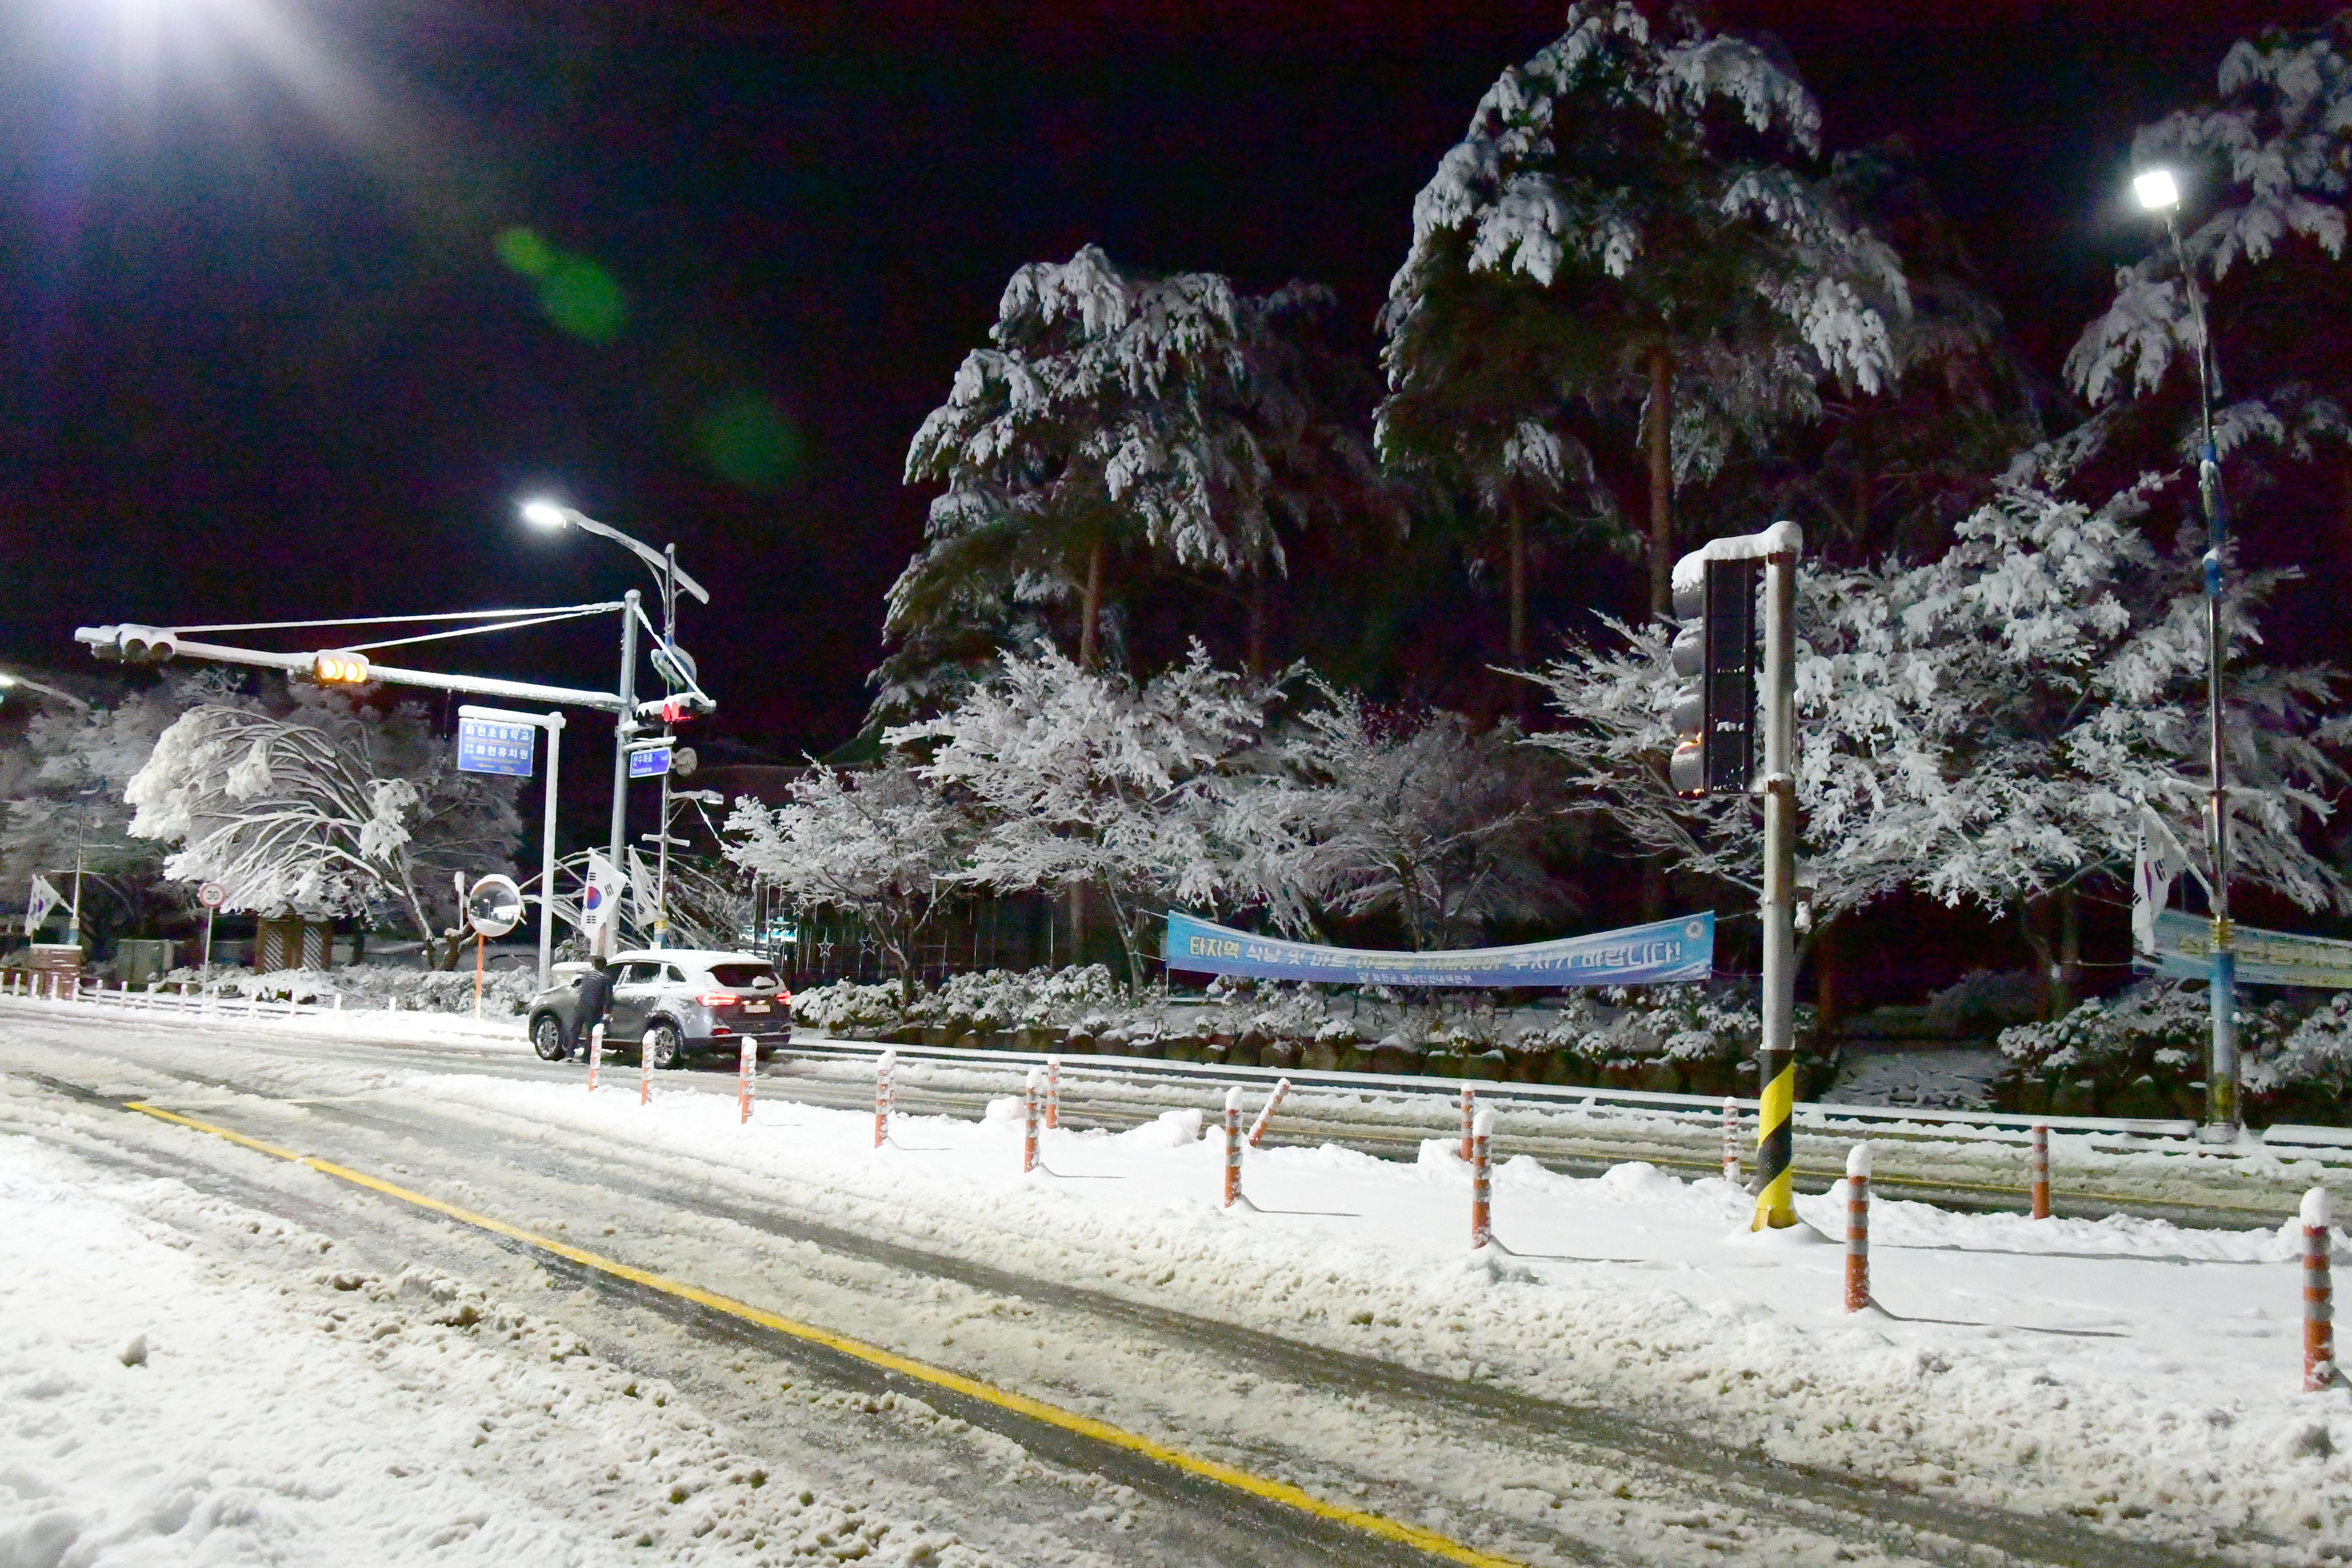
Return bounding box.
[890,641,1283,992]
[1378,0,1910,633]
[885,248,1377,710]
[723,758,970,1010]
[125,686,522,966]
[2067,17,2352,482]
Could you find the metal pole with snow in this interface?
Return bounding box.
[1247,1078,1291,1148]
[1673,521,1803,1232]
[1022,1068,1040,1174]
[1844,1145,1871,1312]
[1222,1087,1243,1209]
[2306,1187,2335,1392]
[1469,1108,1494,1250]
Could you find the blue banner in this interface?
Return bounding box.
[2137,909,2352,989]
[456,716,536,778]
[628,745,672,779]
[1163,911,1714,988]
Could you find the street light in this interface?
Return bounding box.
[518,499,711,950]
[2133,165,2239,1141]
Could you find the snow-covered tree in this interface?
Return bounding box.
[891,641,1282,991]
[1244,685,1565,950]
[0,673,230,942]
[1528,446,2349,974]
[1379,0,1909,629]
[724,758,970,1009]
[2067,17,2352,484]
[885,247,1377,708]
[125,687,522,964]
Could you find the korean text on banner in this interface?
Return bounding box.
[1162,911,1713,988]
[2138,909,2352,990]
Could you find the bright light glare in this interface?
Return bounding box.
[520,499,570,530]
[2134,169,2181,212]
[0,672,16,688]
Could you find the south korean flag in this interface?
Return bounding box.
[2132,806,2197,953]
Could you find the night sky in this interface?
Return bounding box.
[1,0,2332,781]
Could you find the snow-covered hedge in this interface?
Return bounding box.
[792,966,1126,1036]
[163,964,542,1018]
[1995,981,2349,1120]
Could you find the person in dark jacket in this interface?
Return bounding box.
[573,957,615,1061]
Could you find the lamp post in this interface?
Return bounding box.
[2134,167,2239,1141]
[520,501,710,951]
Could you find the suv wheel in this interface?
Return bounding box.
[645,1021,683,1070]
[531,1015,569,1062]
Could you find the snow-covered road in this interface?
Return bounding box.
[1,1002,2344,1566]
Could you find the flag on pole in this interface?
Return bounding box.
[25,875,61,934]
[628,848,661,931]
[2133,806,2199,953]
[581,851,626,954]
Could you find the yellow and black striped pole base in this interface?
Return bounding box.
[1753,1048,1797,1230]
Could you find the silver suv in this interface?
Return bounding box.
[526,948,793,1067]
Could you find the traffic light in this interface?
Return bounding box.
[91,625,178,664]
[311,650,372,685]
[1667,558,1759,798]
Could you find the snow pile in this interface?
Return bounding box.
[0,1134,977,1567]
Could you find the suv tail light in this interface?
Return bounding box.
[698,991,737,1007]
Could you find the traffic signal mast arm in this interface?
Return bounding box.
[75,623,630,713]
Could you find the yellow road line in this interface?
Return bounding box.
[122,1100,1521,1568]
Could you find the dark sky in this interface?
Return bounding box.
[0,0,2330,782]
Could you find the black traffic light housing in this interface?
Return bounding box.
[1668,558,1759,798]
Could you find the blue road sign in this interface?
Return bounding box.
[629,744,672,779]
[457,716,536,778]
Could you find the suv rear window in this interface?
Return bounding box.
[708,963,779,989]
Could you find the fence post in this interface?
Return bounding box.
[875,1049,895,1148]
[2029,1124,2051,1220]
[1022,1067,1040,1174]
[1045,1054,1061,1130]
[2306,1187,2335,1393]
[1470,1108,1494,1250]
[1222,1087,1243,1209]
[1247,1077,1291,1148]
[1845,1144,1871,1312]
[587,1023,603,1093]
[1721,1097,1740,1183]
[1459,1083,1476,1162]
[738,1036,756,1124]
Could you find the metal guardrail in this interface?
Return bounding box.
[778,1034,2352,1158]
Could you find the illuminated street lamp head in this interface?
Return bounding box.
[520,499,571,530]
[2134,169,2181,213]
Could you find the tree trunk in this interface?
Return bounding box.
[1639,860,1664,922]
[1647,348,1674,618]
[2056,883,2081,1017]
[2020,898,2059,1022]
[1506,510,1527,667]
[1078,540,1105,670]
[1851,463,1871,550]
[1067,882,1087,971]
[1813,916,1844,1041]
[1247,569,1269,678]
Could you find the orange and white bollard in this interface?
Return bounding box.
[587,1023,603,1093]
[2029,1124,2051,1220]
[875,1049,896,1148]
[1844,1144,1871,1312]
[1459,1083,1477,1162]
[1721,1097,1740,1183]
[1222,1086,1243,1209]
[640,1032,654,1105]
[1469,1108,1494,1249]
[2306,1187,2335,1393]
[1022,1067,1040,1174]
[1246,1077,1291,1148]
[1044,1055,1060,1130]
[738,1036,757,1124]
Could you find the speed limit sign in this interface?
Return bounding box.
[198,882,227,909]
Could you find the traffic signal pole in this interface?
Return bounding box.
[608,590,640,961]
[1669,520,1802,1230]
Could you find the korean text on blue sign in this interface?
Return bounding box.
[1163,910,1714,988]
[456,717,536,778]
[628,745,672,779]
